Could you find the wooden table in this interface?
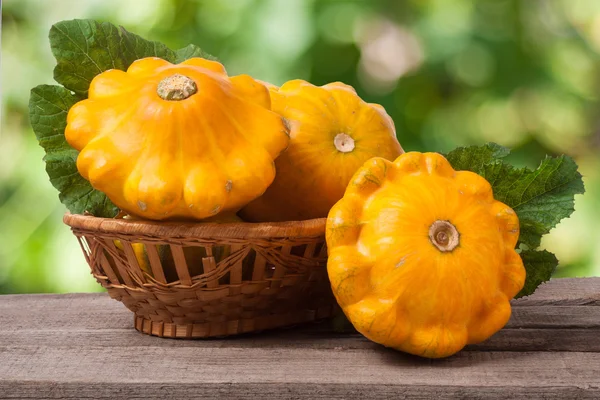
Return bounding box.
[1,278,599,399]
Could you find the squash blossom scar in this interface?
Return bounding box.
[396,256,408,268]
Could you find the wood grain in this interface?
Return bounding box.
[514,277,600,306]
[0,278,599,399]
[2,382,598,400]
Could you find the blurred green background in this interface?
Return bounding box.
[1,0,598,293]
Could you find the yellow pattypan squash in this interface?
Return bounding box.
[326,152,526,358]
[65,57,289,221]
[113,240,152,276]
[240,80,403,222]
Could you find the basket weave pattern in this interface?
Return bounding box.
[64,214,337,338]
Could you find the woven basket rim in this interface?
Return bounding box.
[63,212,326,238]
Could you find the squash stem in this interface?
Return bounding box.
[334,133,355,153]
[157,74,197,101]
[429,220,460,252]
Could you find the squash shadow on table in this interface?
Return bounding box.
[374,341,540,367]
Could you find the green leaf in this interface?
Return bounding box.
[49,19,215,96]
[446,145,585,249]
[174,44,216,63]
[444,142,510,175]
[50,19,175,95]
[118,25,175,65]
[497,155,585,248]
[516,250,558,298]
[29,85,119,217]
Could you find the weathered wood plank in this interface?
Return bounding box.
[0,327,599,353]
[507,305,600,328]
[0,293,131,332]
[514,278,600,306]
[1,293,599,334]
[0,278,599,399]
[1,296,600,352]
[0,346,599,388]
[1,382,598,400]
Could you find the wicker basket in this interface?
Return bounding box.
[63,213,337,338]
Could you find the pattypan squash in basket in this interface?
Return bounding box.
[65,57,289,221]
[240,80,403,222]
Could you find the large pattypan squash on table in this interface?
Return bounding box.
[65,57,289,221]
[326,152,526,358]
